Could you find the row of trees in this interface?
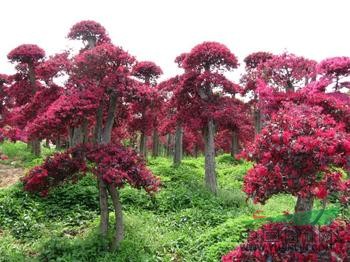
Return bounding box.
[1,21,349,255]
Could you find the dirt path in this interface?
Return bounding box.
[0,163,25,188]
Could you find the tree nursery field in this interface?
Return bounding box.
[0,21,349,261]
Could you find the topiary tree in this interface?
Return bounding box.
[22,143,159,251]
[131,61,163,158]
[174,42,240,193]
[223,103,350,260]
[7,44,46,155]
[242,103,349,214]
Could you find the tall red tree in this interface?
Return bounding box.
[174,42,240,193]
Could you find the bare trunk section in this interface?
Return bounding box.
[102,92,117,144]
[194,144,199,158]
[173,122,183,166]
[294,195,314,224]
[98,177,109,240]
[152,129,159,157]
[31,139,41,156]
[70,126,84,147]
[254,109,262,134]
[166,133,173,157]
[139,132,148,158]
[94,101,104,144]
[231,130,239,157]
[107,185,124,251]
[28,62,41,156]
[203,119,217,194]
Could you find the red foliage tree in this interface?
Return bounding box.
[317,56,350,91]
[241,51,274,134]
[173,42,240,193]
[242,103,349,209]
[130,61,163,157]
[7,44,46,155]
[22,143,160,250]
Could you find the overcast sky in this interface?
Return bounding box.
[1,0,350,80]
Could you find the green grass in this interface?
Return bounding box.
[0,143,346,261]
[0,140,55,168]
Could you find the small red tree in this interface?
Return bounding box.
[241,51,274,133]
[22,143,159,250]
[317,56,350,91]
[7,44,46,155]
[130,61,163,158]
[223,103,350,261]
[242,103,349,211]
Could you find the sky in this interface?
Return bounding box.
[1,0,350,81]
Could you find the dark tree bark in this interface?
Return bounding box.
[31,139,41,156]
[139,131,148,158]
[203,119,217,194]
[173,122,183,166]
[107,185,123,251]
[152,129,160,157]
[166,133,173,157]
[98,177,109,239]
[254,109,262,134]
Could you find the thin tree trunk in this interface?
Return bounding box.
[294,195,314,224]
[98,177,109,239]
[173,122,183,166]
[32,139,41,156]
[139,131,147,158]
[231,130,239,157]
[166,133,173,157]
[194,144,199,158]
[254,109,262,134]
[203,119,217,194]
[102,92,117,144]
[152,129,160,157]
[107,185,124,251]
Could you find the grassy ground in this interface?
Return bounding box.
[0,141,344,261]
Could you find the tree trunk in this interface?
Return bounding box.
[31,139,41,156]
[71,126,83,147]
[231,130,239,157]
[102,93,117,144]
[107,185,124,251]
[294,195,314,224]
[173,122,183,166]
[254,109,262,134]
[98,177,109,240]
[194,144,199,158]
[94,92,118,245]
[166,133,173,157]
[139,131,147,158]
[203,119,217,194]
[152,129,159,157]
